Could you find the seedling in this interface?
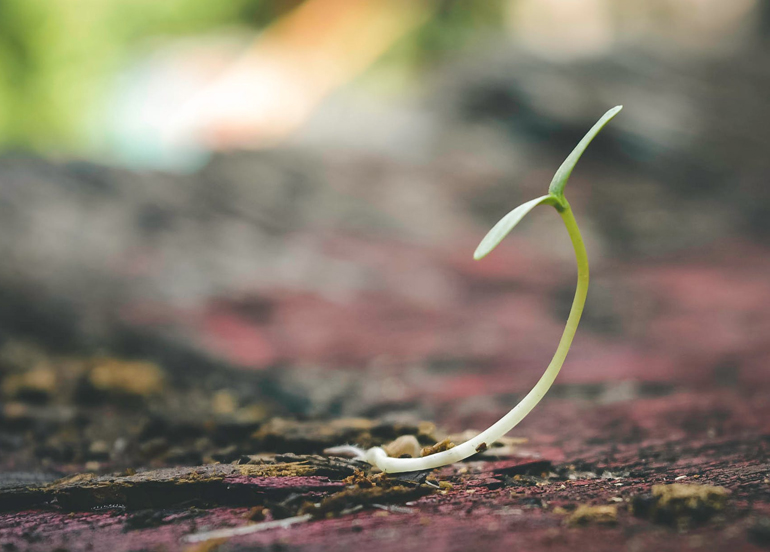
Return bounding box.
[331,106,622,473]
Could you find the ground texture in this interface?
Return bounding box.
[1,95,769,550]
[1,388,769,551]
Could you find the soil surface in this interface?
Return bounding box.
[0,389,768,551]
[2,83,770,550]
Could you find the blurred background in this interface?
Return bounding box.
[0,0,769,470]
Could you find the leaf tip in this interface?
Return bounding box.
[606,105,623,120]
[548,105,623,197]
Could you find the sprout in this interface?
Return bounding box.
[354,106,623,473]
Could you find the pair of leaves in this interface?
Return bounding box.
[473,106,622,261]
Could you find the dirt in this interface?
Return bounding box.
[567,504,618,526]
[85,359,165,399]
[1,146,769,550]
[304,471,435,519]
[631,483,729,529]
[0,460,356,512]
[1,327,768,552]
[1,391,767,551]
[421,438,455,457]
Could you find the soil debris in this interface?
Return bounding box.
[438,431,526,458]
[304,470,435,519]
[243,506,266,522]
[1,367,57,402]
[183,538,229,552]
[86,358,165,398]
[383,435,421,458]
[421,438,455,457]
[632,484,729,528]
[343,470,378,488]
[567,504,618,526]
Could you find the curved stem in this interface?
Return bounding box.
[365,203,589,473]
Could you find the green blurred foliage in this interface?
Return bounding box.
[0,0,506,153]
[0,0,296,151]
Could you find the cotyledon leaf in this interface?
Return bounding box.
[473,194,553,260]
[474,105,623,262]
[548,105,623,198]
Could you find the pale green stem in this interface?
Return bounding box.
[365,202,589,473]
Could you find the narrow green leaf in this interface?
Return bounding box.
[473,194,552,260]
[548,105,622,198]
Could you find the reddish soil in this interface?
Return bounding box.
[1,159,769,551]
